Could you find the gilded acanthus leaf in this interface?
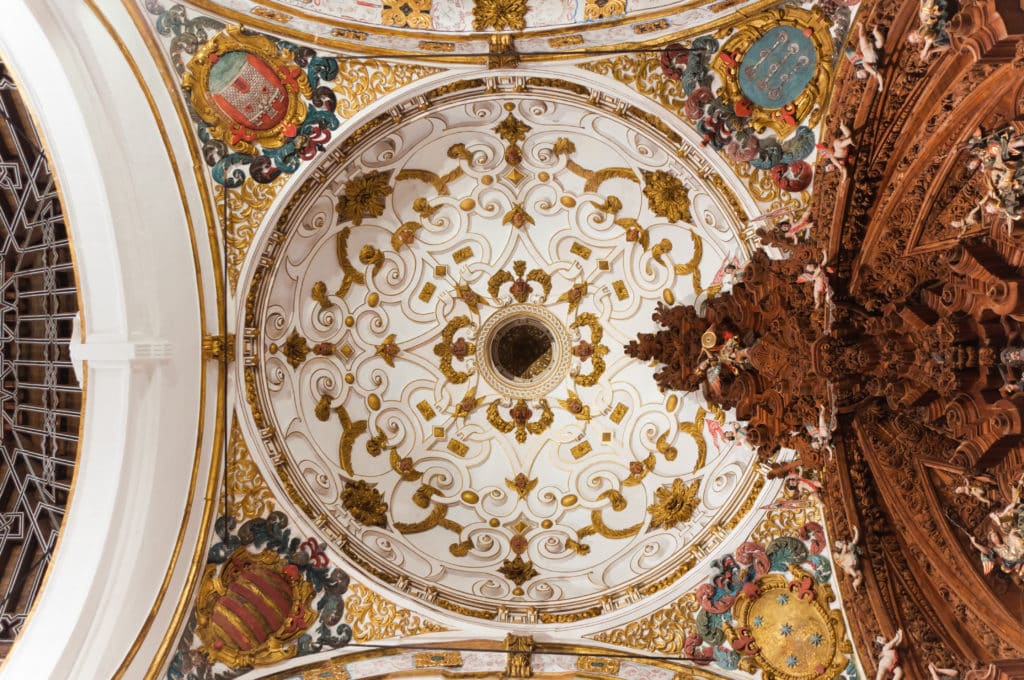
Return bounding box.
[647,478,701,530]
[642,169,691,223]
[468,0,524,30]
[337,170,393,226]
[218,174,288,293]
[494,113,531,144]
[332,61,444,119]
[589,592,702,654]
[341,479,389,528]
[499,555,538,586]
[283,330,310,368]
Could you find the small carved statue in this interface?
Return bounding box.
[971,483,1024,577]
[775,205,816,244]
[707,419,751,451]
[928,663,999,679]
[874,628,904,680]
[796,250,833,310]
[784,471,823,503]
[953,476,992,507]
[846,24,885,92]
[834,526,864,590]
[955,126,1024,235]
[816,122,855,178]
[805,403,837,459]
[907,0,950,60]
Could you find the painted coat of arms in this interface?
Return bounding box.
[182,25,340,186]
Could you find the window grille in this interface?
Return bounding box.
[0,60,81,657]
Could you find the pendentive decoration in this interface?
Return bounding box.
[182,25,340,186]
[165,513,351,679]
[195,547,316,667]
[712,7,834,137]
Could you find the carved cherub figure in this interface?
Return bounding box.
[971,483,1024,576]
[833,525,864,590]
[930,663,960,679]
[874,628,904,680]
[928,664,997,680]
[784,471,822,503]
[805,403,837,459]
[907,0,951,61]
[816,122,855,178]
[768,205,816,245]
[797,250,833,310]
[846,24,885,92]
[953,476,992,507]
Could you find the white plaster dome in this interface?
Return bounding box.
[238,75,765,625]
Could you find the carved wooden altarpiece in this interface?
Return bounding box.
[633,1,1024,677]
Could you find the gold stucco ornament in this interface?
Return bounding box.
[642,170,692,223]
[647,478,701,530]
[336,170,394,226]
[341,479,389,528]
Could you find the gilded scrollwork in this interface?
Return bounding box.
[242,83,756,622]
[332,62,444,119]
[343,583,447,642]
[227,418,276,522]
[218,175,288,292]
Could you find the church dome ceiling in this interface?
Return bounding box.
[239,76,768,623]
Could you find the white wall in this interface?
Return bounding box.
[0,1,217,678]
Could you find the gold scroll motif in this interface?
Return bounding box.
[487,260,552,303]
[570,313,608,387]
[584,0,626,19]
[227,417,276,522]
[332,61,444,119]
[217,175,288,293]
[487,398,555,443]
[434,316,475,384]
[343,582,447,642]
[591,589,702,654]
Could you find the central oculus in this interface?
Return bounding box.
[476,304,571,399]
